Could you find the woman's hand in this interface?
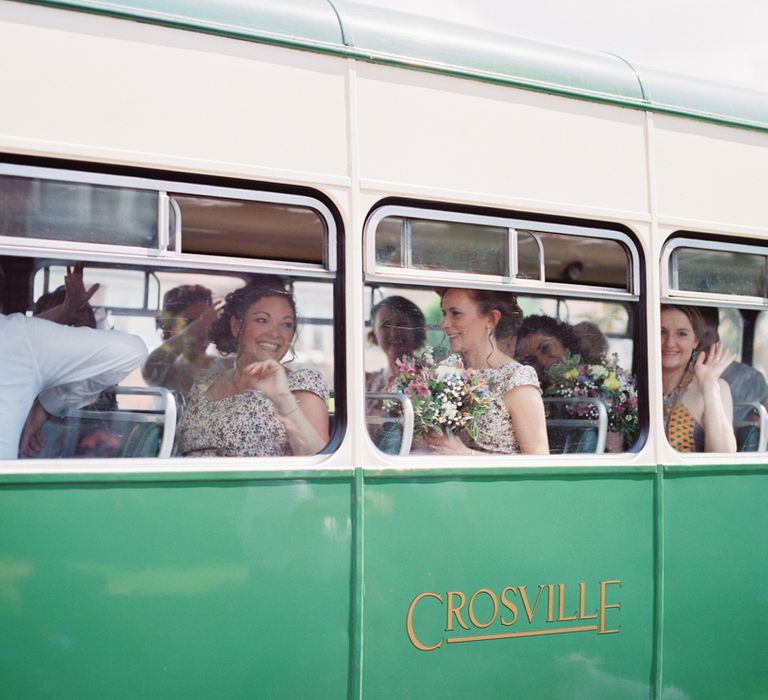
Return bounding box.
[693,342,734,388]
[236,359,290,399]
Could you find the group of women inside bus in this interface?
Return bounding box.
[365,291,741,457]
[103,276,742,459]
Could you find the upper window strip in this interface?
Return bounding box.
[0,164,336,274]
[365,205,639,300]
[662,238,768,308]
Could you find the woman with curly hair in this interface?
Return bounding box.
[177,282,329,457]
[515,314,582,388]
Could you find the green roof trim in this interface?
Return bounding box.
[14,0,768,132]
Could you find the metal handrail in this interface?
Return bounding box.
[733,401,768,452]
[543,397,608,454]
[366,391,415,456]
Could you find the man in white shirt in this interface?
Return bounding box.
[0,265,147,459]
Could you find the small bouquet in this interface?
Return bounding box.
[388,346,494,440]
[544,350,639,443]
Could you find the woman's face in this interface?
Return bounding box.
[439,288,493,356]
[660,308,698,372]
[516,331,566,381]
[231,296,295,363]
[373,306,420,360]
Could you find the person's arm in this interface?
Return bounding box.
[695,342,737,453]
[143,303,219,386]
[238,360,329,456]
[37,328,147,417]
[504,385,550,455]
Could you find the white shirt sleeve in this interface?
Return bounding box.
[26,318,148,416]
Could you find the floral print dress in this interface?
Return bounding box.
[177,368,328,457]
[460,361,541,454]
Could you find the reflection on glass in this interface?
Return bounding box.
[674,248,765,297]
[0,175,157,247]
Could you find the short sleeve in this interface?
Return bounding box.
[497,363,541,394]
[288,368,329,402]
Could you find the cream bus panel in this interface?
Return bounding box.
[0,4,349,179]
[356,64,649,215]
[654,116,768,228]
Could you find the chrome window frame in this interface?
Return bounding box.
[365,205,639,302]
[0,163,337,278]
[662,237,768,310]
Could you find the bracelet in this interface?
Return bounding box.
[278,400,301,417]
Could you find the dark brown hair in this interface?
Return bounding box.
[209,282,296,355]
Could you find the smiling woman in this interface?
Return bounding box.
[176,282,330,457]
[661,304,736,453]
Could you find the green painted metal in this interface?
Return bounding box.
[14,0,768,132]
[0,478,354,699]
[660,470,768,698]
[3,466,768,697]
[361,474,655,698]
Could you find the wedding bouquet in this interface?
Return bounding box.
[389,346,494,439]
[544,350,639,443]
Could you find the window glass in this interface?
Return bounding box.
[660,304,767,453]
[7,256,336,461]
[0,175,157,247]
[672,247,765,297]
[364,284,638,457]
[373,212,633,291]
[173,194,327,265]
[538,232,629,288]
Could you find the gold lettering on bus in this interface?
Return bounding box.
[405,579,622,652]
[406,592,444,651]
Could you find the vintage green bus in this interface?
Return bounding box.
[1,1,767,698]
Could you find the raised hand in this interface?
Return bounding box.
[63,262,100,313]
[693,341,734,388]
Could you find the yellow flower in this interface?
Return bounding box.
[602,372,621,392]
[564,368,580,381]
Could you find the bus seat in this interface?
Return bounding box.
[366,392,414,455]
[736,425,759,452]
[31,386,177,459]
[544,397,608,455]
[121,423,163,458]
[733,402,768,452]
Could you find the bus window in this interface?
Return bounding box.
[0,164,339,464]
[662,237,768,454]
[364,206,641,458]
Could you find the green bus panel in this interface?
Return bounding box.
[361,474,655,699]
[662,471,768,699]
[0,478,353,700]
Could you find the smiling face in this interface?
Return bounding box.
[439,288,494,357]
[516,331,567,381]
[660,307,698,373]
[231,295,296,363]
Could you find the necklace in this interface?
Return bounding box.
[663,366,693,418]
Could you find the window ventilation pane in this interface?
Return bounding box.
[174,194,326,265]
[673,247,765,297]
[0,175,157,247]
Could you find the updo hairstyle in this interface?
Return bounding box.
[367,295,427,349]
[459,288,524,341]
[209,282,296,355]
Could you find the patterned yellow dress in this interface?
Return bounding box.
[664,372,705,452]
